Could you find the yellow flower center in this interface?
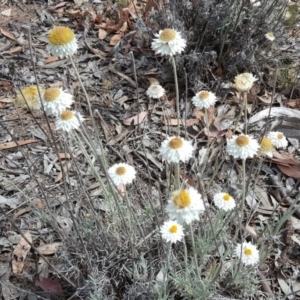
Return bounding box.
[260,137,273,151]
[199,91,210,100]
[267,32,274,39]
[277,133,284,140]
[173,189,191,209]
[235,135,250,147]
[22,85,39,100]
[169,225,178,233]
[49,26,75,45]
[116,166,126,175]
[160,28,177,42]
[222,194,231,201]
[44,88,61,102]
[244,248,252,256]
[168,137,183,149]
[61,110,74,121]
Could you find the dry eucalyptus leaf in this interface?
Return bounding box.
[36,242,60,255]
[123,111,148,125]
[12,231,32,274]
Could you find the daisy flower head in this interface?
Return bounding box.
[42,87,73,116]
[160,220,184,244]
[151,28,186,56]
[146,83,165,99]
[107,163,136,185]
[213,192,236,211]
[265,32,275,41]
[166,187,205,224]
[16,85,43,110]
[55,110,83,132]
[48,26,78,58]
[235,241,259,266]
[234,73,258,92]
[159,136,194,163]
[267,131,288,149]
[259,137,274,158]
[226,134,259,160]
[192,90,217,109]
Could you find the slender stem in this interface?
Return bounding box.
[174,163,180,190]
[233,158,247,281]
[183,239,189,280]
[69,56,107,168]
[170,56,180,136]
[243,92,248,134]
[162,243,172,298]
[189,223,201,280]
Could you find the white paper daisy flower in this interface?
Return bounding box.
[151,28,186,56]
[234,73,258,92]
[166,187,205,224]
[265,32,275,41]
[267,131,288,149]
[146,83,165,99]
[192,90,217,109]
[108,163,136,186]
[16,85,43,110]
[48,26,78,58]
[226,134,259,160]
[159,136,194,163]
[259,137,274,158]
[55,110,83,132]
[235,241,259,266]
[160,220,184,243]
[213,192,236,211]
[42,87,73,116]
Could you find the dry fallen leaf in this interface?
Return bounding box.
[110,32,124,45]
[0,140,38,150]
[1,8,11,16]
[44,56,59,64]
[36,278,63,295]
[54,161,72,182]
[0,97,14,103]
[163,118,199,126]
[12,231,32,274]
[0,27,16,40]
[36,242,60,255]
[270,151,300,178]
[58,153,73,159]
[282,98,300,108]
[98,28,107,40]
[123,111,148,125]
[9,46,22,54]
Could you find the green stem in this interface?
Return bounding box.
[174,162,180,190]
[170,56,180,136]
[189,223,201,280]
[243,92,248,135]
[69,56,107,168]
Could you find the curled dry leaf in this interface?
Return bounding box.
[12,231,32,274]
[123,111,148,125]
[270,151,300,179]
